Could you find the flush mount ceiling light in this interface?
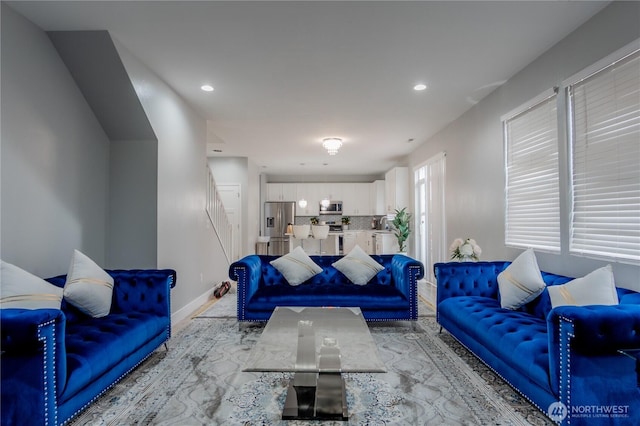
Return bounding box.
[322,138,342,155]
[200,84,214,92]
[413,83,428,91]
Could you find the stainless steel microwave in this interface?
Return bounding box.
[319,201,343,215]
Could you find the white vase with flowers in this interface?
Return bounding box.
[449,238,482,261]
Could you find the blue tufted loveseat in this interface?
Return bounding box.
[229,254,424,322]
[435,261,640,425]
[1,269,176,426]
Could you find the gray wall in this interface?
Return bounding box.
[46,30,159,269]
[108,139,157,268]
[115,41,229,314]
[1,4,110,277]
[406,2,640,290]
[2,3,228,316]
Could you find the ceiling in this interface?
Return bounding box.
[8,1,608,176]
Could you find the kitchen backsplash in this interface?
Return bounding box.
[295,215,385,230]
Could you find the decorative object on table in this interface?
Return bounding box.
[449,238,482,261]
[391,207,412,253]
[341,216,351,230]
[310,217,319,225]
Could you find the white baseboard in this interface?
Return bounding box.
[171,287,213,327]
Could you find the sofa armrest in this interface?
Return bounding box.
[1,309,67,426]
[547,305,640,412]
[548,304,640,355]
[229,255,263,320]
[391,255,424,319]
[107,269,176,318]
[434,261,510,306]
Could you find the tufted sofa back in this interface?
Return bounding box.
[434,261,510,306]
[435,262,639,321]
[259,255,396,287]
[46,269,176,323]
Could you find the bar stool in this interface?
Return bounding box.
[312,225,330,255]
[293,225,311,251]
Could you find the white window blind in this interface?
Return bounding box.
[503,91,561,251]
[568,48,640,263]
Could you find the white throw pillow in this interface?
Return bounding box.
[0,260,63,309]
[64,250,114,318]
[497,248,546,310]
[270,246,322,286]
[332,245,385,286]
[548,265,618,308]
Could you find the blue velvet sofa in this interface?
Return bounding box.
[435,261,640,425]
[1,269,176,426]
[229,254,424,322]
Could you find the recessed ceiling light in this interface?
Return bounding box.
[413,83,428,91]
[201,84,214,92]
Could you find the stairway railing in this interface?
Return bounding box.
[206,167,233,263]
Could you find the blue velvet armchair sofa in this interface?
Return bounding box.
[229,254,424,322]
[1,269,176,426]
[435,261,640,425]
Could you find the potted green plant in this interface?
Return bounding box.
[341,216,351,230]
[310,217,319,225]
[391,207,412,253]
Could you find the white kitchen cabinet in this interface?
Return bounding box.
[374,232,399,254]
[322,183,343,202]
[295,183,318,215]
[266,183,297,201]
[355,230,375,254]
[342,183,371,215]
[371,180,385,215]
[385,167,409,215]
[342,231,357,254]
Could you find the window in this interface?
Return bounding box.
[502,90,561,252]
[567,47,640,263]
[414,153,446,285]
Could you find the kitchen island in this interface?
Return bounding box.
[287,232,342,255]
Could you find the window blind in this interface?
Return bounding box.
[503,92,561,251]
[568,49,640,263]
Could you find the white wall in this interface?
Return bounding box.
[208,156,262,256]
[115,42,230,315]
[406,2,640,290]
[1,4,110,277]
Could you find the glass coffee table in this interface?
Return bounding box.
[243,306,386,420]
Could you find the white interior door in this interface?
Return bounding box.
[218,184,242,261]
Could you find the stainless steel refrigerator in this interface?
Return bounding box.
[264,201,296,256]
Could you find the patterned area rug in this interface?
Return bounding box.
[69,304,553,425]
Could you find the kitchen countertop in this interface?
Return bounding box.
[285,232,343,238]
